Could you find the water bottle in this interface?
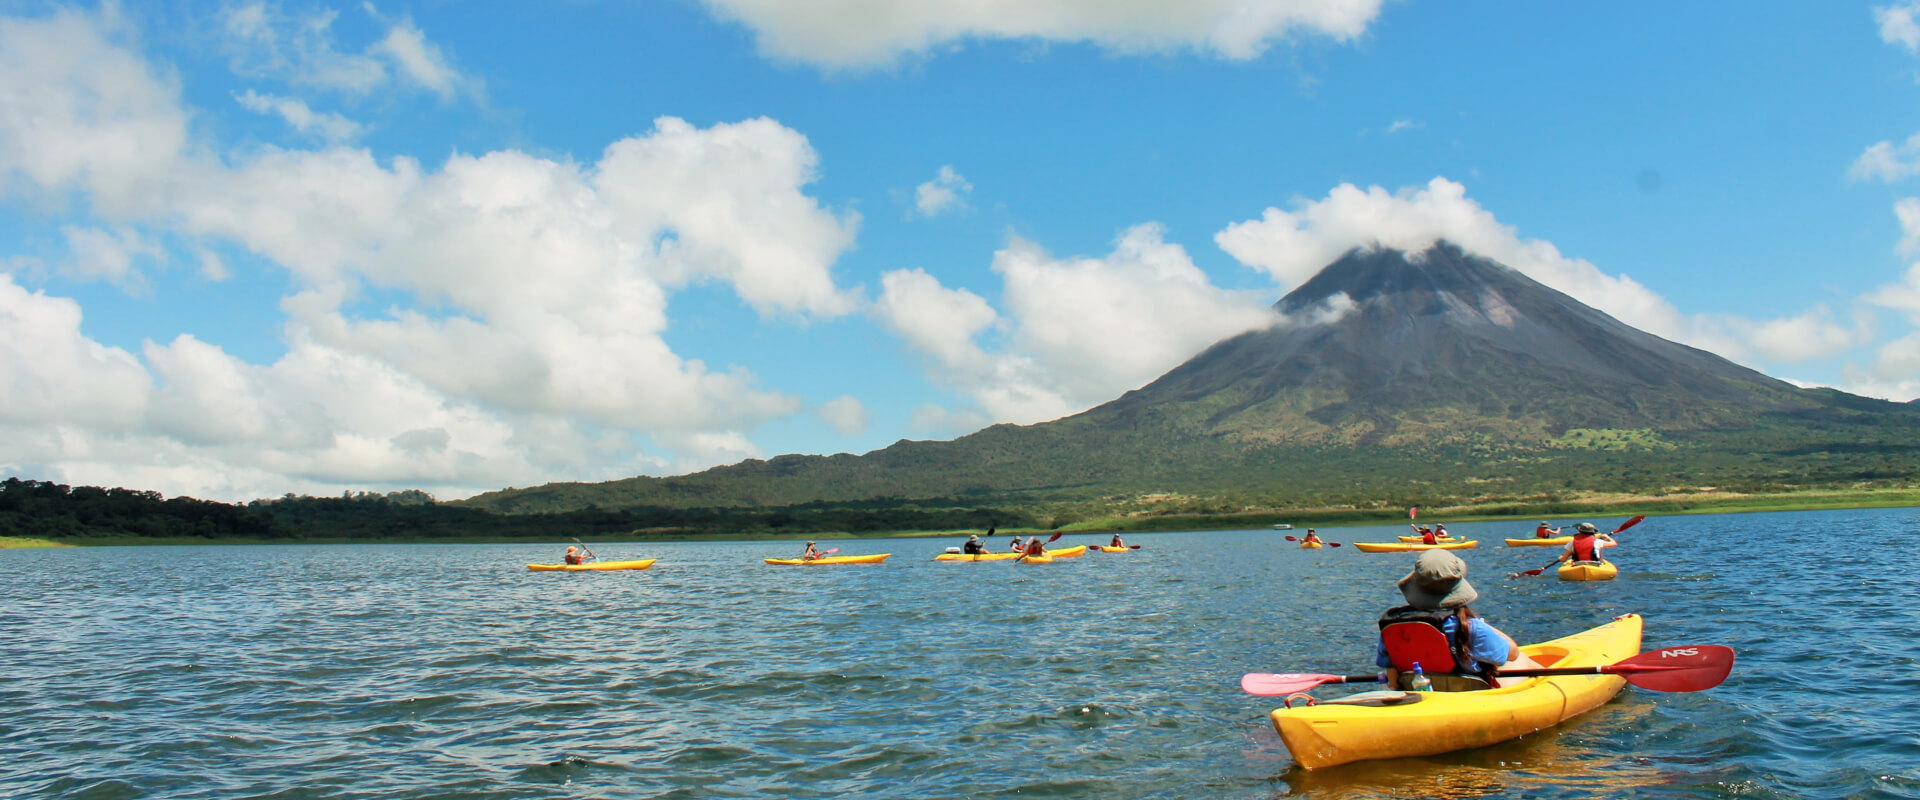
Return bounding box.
[1409,662,1433,693]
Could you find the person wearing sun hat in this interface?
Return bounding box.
[1534,520,1562,539]
[961,534,987,555]
[1555,522,1618,566]
[1374,550,1545,689]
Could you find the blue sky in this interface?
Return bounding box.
[5,0,1920,502]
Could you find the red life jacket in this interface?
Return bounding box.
[1571,535,1601,562]
[1535,526,1553,538]
[565,553,581,565]
[1422,530,1438,545]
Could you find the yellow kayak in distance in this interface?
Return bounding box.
[1092,545,1133,553]
[1507,536,1574,547]
[1301,541,1323,549]
[764,553,892,566]
[1014,553,1055,564]
[1269,613,1643,770]
[1351,540,1478,553]
[932,551,1022,562]
[527,558,657,572]
[1559,560,1619,581]
[1049,545,1089,558]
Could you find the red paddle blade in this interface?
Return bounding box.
[1241,672,1366,696]
[1610,645,1734,692]
[1046,531,1065,542]
[1327,542,1342,547]
[1285,535,1299,541]
[1613,514,1647,534]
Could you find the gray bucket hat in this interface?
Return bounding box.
[1575,523,1598,535]
[1398,550,1478,610]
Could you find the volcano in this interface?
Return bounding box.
[463,242,1920,516]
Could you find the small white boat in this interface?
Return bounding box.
[1271,523,1293,530]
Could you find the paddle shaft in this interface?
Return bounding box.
[570,537,597,562]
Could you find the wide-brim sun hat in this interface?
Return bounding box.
[1398,550,1479,610]
[1575,523,1598,535]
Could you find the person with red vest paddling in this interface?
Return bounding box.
[1555,522,1617,566]
[1375,550,1544,690]
[1534,521,1562,539]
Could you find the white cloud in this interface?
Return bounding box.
[1877,3,1920,53]
[0,9,861,501]
[217,2,475,100]
[0,274,150,428]
[1868,262,1920,324]
[700,0,1386,69]
[817,395,868,435]
[1850,132,1920,183]
[1836,331,1920,402]
[1212,177,1867,368]
[60,224,164,287]
[1385,119,1421,134]
[914,165,971,217]
[876,225,1278,424]
[234,89,364,141]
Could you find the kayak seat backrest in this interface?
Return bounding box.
[1381,622,1457,674]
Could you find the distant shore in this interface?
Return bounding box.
[8,485,1915,548]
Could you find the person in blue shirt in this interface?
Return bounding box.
[1376,550,1543,688]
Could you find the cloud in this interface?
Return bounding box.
[817,395,868,435]
[699,0,1387,69]
[876,224,1279,425]
[0,8,860,500]
[1877,3,1920,53]
[1213,177,1864,367]
[1385,119,1421,134]
[234,89,364,141]
[1850,132,1920,183]
[217,2,475,100]
[59,224,164,288]
[0,274,151,428]
[914,165,971,217]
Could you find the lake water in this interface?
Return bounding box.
[3,507,1918,799]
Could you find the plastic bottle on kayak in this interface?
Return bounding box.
[1409,662,1432,692]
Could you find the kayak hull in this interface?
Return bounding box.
[1300,542,1323,549]
[528,558,657,572]
[933,551,1022,562]
[1049,545,1089,559]
[1093,545,1132,553]
[1270,613,1643,770]
[1015,553,1055,564]
[764,553,892,566]
[1558,561,1618,581]
[1351,540,1479,553]
[1506,536,1573,547]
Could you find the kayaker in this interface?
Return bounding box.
[1554,523,1617,565]
[1433,524,1451,541]
[1024,536,1047,557]
[1418,526,1439,545]
[802,541,820,561]
[1535,521,1561,539]
[1376,550,1544,689]
[1303,529,1323,545]
[564,545,585,565]
[1008,536,1025,553]
[1110,534,1126,548]
[962,535,987,555]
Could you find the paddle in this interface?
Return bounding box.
[1241,644,1733,696]
[570,537,598,563]
[1285,535,1342,547]
[1508,515,1646,578]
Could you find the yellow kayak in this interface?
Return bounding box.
[1506,536,1573,547]
[1559,560,1619,581]
[1049,545,1089,558]
[1270,613,1643,769]
[933,551,1022,562]
[1301,542,1323,549]
[1093,545,1133,553]
[528,558,657,572]
[1015,553,1055,564]
[764,553,892,566]
[1351,540,1478,553]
